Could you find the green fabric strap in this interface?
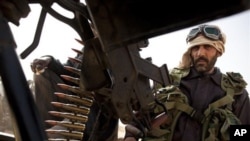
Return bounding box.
[204,87,234,117]
[166,101,194,115]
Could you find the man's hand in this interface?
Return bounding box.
[124,124,143,141]
[124,113,168,141]
[30,56,52,75]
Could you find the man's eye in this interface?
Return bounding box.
[192,46,199,51]
[204,45,212,50]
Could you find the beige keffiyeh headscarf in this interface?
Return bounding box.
[178,25,226,69]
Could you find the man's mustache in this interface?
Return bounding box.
[194,57,209,64]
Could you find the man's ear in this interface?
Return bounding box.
[216,51,222,57]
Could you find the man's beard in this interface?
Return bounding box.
[192,55,217,74]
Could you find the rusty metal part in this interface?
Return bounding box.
[74,38,85,46]
[68,57,82,64]
[45,120,85,132]
[64,66,81,76]
[46,129,83,140]
[51,102,90,115]
[60,75,80,85]
[54,92,93,107]
[71,48,83,55]
[48,111,88,123]
[44,48,94,140]
[57,83,94,99]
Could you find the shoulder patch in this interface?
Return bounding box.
[221,72,247,95]
[169,68,190,85]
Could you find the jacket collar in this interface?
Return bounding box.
[186,67,222,86]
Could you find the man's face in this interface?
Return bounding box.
[190,44,219,74]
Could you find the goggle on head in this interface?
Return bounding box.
[186,25,225,44]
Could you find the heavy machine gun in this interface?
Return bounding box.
[0,0,249,140]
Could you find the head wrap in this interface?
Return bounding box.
[178,25,226,69]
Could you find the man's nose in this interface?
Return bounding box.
[197,46,206,56]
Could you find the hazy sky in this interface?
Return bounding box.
[9,5,250,91]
